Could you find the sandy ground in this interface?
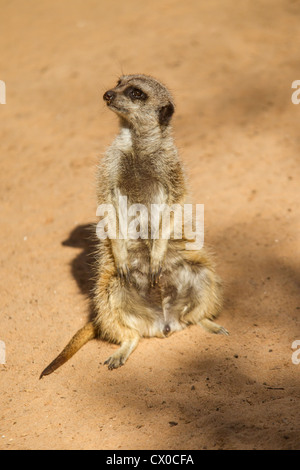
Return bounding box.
[0,0,299,450]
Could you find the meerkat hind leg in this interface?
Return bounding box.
[104,336,140,370]
[199,318,229,336]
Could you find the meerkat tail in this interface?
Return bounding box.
[39,322,96,379]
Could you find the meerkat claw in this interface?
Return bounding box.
[149,265,162,287]
[104,355,125,370]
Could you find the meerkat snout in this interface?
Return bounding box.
[103,90,116,103]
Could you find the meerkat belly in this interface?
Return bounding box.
[124,305,185,339]
[145,317,185,338]
[119,263,186,338]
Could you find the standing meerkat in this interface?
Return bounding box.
[40,74,228,378]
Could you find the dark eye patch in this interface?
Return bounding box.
[124,86,148,101]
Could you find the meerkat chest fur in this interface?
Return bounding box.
[106,134,184,216]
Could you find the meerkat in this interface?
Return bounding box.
[40,74,228,378]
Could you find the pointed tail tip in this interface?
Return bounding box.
[39,358,63,380]
[39,321,97,380]
[39,365,54,380]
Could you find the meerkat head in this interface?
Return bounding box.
[103,74,175,130]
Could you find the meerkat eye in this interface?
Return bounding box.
[125,86,147,101]
[131,88,143,98]
[116,79,122,87]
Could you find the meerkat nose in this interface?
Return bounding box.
[103,90,116,102]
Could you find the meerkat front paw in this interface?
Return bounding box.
[149,262,163,287]
[116,262,131,285]
[149,238,168,287]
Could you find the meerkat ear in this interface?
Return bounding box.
[158,102,174,127]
